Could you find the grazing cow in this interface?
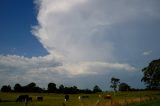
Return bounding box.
[16,95,29,102]
[37,96,43,101]
[81,96,89,98]
[104,95,112,100]
[64,95,69,101]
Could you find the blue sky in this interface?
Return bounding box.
[0,0,48,57]
[0,0,160,90]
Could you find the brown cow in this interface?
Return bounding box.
[104,95,112,99]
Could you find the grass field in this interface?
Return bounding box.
[0,91,160,106]
[128,100,160,106]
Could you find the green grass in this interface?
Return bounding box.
[128,100,160,106]
[0,91,160,106]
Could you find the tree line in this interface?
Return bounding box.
[0,79,143,93]
[0,82,102,94]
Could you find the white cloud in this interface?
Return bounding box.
[32,0,160,77]
[142,51,152,56]
[33,0,159,62]
[0,54,61,84]
[0,55,135,78]
[31,0,160,77]
[56,62,136,76]
[33,0,139,75]
[0,54,135,88]
[0,55,135,87]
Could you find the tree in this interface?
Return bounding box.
[1,85,12,92]
[59,84,64,93]
[93,85,102,93]
[27,82,36,88]
[14,83,22,92]
[48,83,57,93]
[110,77,120,92]
[25,82,36,92]
[63,86,79,94]
[119,83,130,91]
[71,86,78,93]
[141,59,160,89]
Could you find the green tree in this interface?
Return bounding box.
[119,83,130,91]
[1,85,12,92]
[93,85,102,93]
[27,82,36,88]
[59,84,64,93]
[141,59,160,89]
[48,83,57,93]
[14,83,22,92]
[26,82,36,92]
[110,77,120,92]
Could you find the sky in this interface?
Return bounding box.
[0,0,160,90]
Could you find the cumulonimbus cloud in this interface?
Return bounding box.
[31,0,140,78]
[31,0,144,76]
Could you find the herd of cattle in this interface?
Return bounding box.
[16,95,43,102]
[15,94,112,103]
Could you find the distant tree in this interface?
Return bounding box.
[59,86,79,94]
[81,89,93,94]
[27,82,36,88]
[33,86,44,93]
[25,82,36,92]
[48,83,57,93]
[110,77,120,92]
[14,82,44,93]
[141,59,160,89]
[14,83,22,92]
[93,85,102,93]
[1,85,12,92]
[119,83,130,91]
[71,86,78,93]
[59,84,64,93]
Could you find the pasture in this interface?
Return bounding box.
[0,91,160,106]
